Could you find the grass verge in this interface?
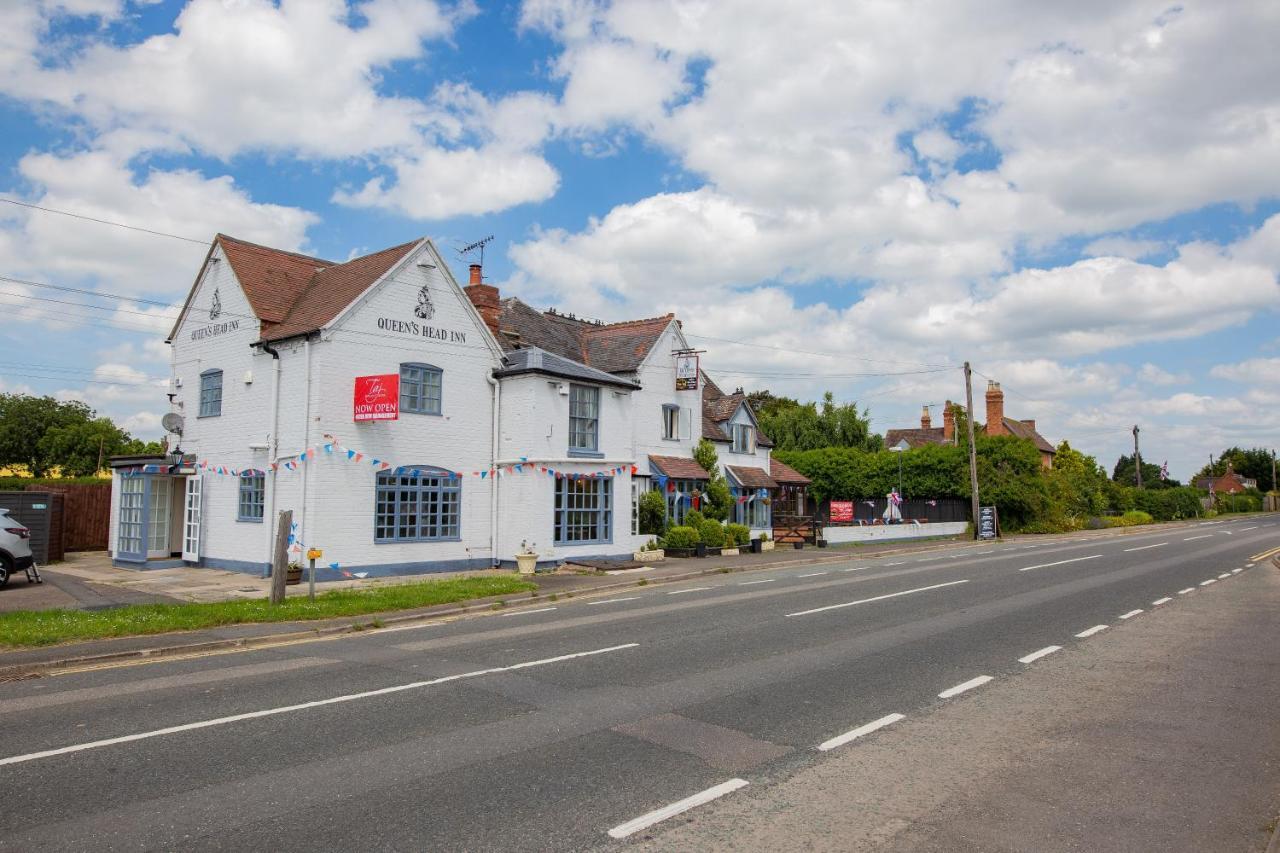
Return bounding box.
[0,575,536,648]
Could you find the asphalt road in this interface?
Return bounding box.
[0,517,1277,851]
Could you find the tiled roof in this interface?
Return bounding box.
[218,234,334,325]
[648,455,711,480]
[700,382,774,446]
[494,347,641,390]
[884,427,948,449]
[997,418,1056,455]
[494,298,674,375]
[727,465,778,489]
[770,457,811,485]
[261,239,419,342]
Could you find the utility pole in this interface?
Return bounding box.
[1271,449,1277,495]
[964,362,980,537]
[1132,425,1142,488]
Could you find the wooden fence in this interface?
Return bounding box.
[25,482,111,551]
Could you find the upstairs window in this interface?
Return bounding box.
[199,369,223,418]
[662,404,680,440]
[400,363,442,415]
[732,423,755,454]
[569,384,600,452]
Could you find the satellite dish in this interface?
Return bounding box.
[161,413,185,436]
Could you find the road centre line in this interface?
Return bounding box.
[939,675,993,698]
[1124,542,1168,552]
[1231,568,1242,574]
[1239,526,1257,531]
[841,566,869,572]
[608,779,749,839]
[797,572,828,578]
[1178,588,1195,595]
[1075,625,1108,638]
[0,643,639,768]
[587,597,642,606]
[1152,597,1172,606]
[817,713,906,751]
[1200,579,1217,586]
[667,587,712,595]
[1218,573,1231,579]
[739,579,776,585]
[1019,646,1061,664]
[1119,609,1143,620]
[1019,554,1103,572]
[885,561,905,566]
[501,607,557,617]
[786,579,970,618]
[1183,535,1213,541]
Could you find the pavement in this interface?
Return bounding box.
[0,516,1274,850]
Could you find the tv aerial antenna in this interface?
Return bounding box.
[458,235,495,267]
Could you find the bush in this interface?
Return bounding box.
[1101,510,1154,528]
[725,523,751,547]
[697,519,726,548]
[684,509,707,529]
[637,490,667,535]
[661,526,699,549]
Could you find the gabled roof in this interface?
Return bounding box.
[727,465,778,489]
[493,298,674,375]
[770,458,811,485]
[700,381,774,447]
[995,418,1056,455]
[218,234,334,325]
[649,454,711,480]
[494,347,641,390]
[884,427,948,449]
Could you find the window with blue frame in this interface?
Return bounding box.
[734,489,772,528]
[568,384,599,452]
[199,369,223,418]
[374,467,460,542]
[732,423,755,454]
[554,476,612,545]
[237,473,265,522]
[399,363,442,415]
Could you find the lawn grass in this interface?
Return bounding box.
[0,575,536,648]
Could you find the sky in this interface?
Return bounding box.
[0,0,1277,481]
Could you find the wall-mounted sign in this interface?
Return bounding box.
[354,374,399,422]
[829,500,853,522]
[675,354,699,390]
[977,505,999,540]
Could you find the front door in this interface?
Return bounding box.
[117,476,146,561]
[182,475,202,562]
[147,476,172,558]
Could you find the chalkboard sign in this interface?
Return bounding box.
[977,505,999,540]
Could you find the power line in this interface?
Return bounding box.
[683,331,954,370]
[0,198,212,246]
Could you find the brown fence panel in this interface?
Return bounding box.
[25,483,111,551]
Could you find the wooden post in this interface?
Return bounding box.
[270,509,292,605]
[964,363,980,538]
[1133,425,1142,488]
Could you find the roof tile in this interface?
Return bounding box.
[648,455,711,480]
[727,465,779,489]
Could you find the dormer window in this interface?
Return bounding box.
[732,423,755,454]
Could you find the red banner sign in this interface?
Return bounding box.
[830,500,854,522]
[354,374,399,422]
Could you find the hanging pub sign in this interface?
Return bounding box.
[354,374,399,422]
[675,353,699,390]
[829,500,853,523]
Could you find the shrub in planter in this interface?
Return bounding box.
[684,509,707,529]
[638,490,668,536]
[661,526,699,550]
[697,519,726,548]
[725,523,751,547]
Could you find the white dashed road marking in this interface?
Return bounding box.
[1217,573,1231,579]
[667,587,713,596]
[587,597,642,606]
[1018,646,1061,664]
[739,579,775,586]
[502,607,557,617]
[786,579,970,618]
[1178,588,1195,595]
[1183,535,1213,541]
[817,713,906,751]
[607,779,749,839]
[939,676,993,699]
[1200,579,1217,586]
[1119,609,1143,620]
[1124,542,1168,552]
[1152,597,1172,606]
[1019,554,1103,573]
[1075,625,1108,638]
[797,572,828,578]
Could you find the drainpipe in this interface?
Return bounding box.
[261,341,281,577]
[299,336,314,562]
[487,370,501,567]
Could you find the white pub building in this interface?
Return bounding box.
[109,234,809,578]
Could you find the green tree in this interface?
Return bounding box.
[637,489,667,536]
[0,394,94,477]
[753,391,881,452]
[1112,454,1178,489]
[38,417,161,477]
[1193,447,1277,492]
[1047,441,1108,520]
[692,438,734,521]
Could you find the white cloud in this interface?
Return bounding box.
[1137,363,1189,386]
[1210,357,1280,386]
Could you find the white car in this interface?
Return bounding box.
[0,508,36,588]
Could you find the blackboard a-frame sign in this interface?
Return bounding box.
[977,505,1000,540]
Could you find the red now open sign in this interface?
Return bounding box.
[354,374,399,421]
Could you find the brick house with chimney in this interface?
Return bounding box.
[884,382,1056,468]
[885,403,957,449]
[1193,465,1257,494]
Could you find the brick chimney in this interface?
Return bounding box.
[463,264,501,338]
[920,405,932,429]
[985,380,1005,435]
[943,400,955,442]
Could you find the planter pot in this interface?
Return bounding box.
[749,538,762,554]
[665,547,696,559]
[704,547,722,557]
[817,539,829,548]
[695,543,708,558]
[760,540,775,552]
[793,542,804,550]
[632,549,665,563]
[515,553,539,575]
[721,547,740,556]
[285,566,303,586]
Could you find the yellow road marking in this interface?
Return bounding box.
[1250,546,1280,562]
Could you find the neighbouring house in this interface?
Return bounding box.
[107,233,783,578]
[1193,465,1257,494]
[883,382,1056,468]
[884,403,956,449]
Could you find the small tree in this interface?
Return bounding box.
[692,439,734,521]
[637,489,667,536]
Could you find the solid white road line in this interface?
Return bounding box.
[1124,542,1168,552]
[1075,625,1108,638]
[797,572,828,578]
[667,587,713,595]
[1019,646,1061,664]
[1119,609,1143,620]
[786,579,970,618]
[938,675,993,699]
[1019,554,1103,572]
[587,597,642,606]
[1152,597,1172,606]
[1199,579,1217,586]
[607,779,749,839]
[501,607,557,616]
[739,579,776,586]
[1183,535,1213,541]
[0,643,640,768]
[817,713,906,751]
[1177,588,1195,595]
